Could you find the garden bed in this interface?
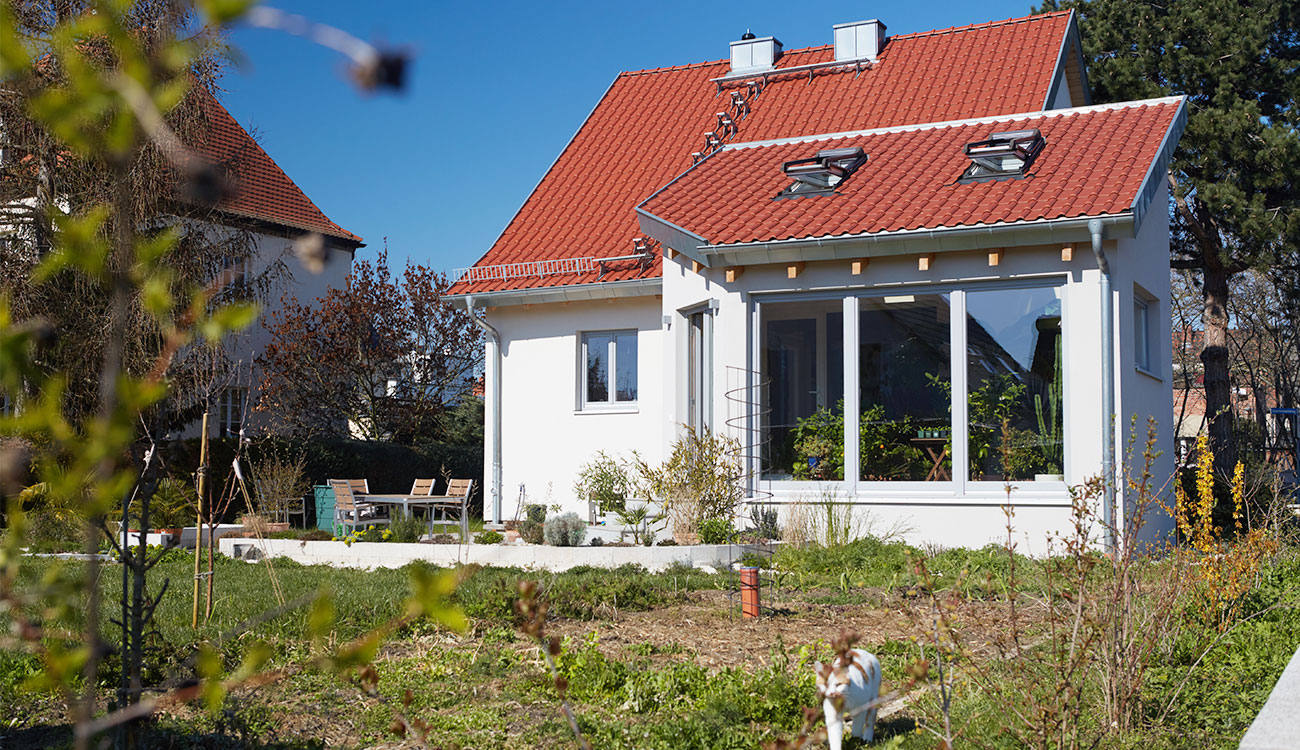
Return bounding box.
[218,536,769,572]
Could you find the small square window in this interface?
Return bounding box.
[581,330,638,409]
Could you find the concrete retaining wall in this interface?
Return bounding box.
[218,537,759,573]
[1239,645,1300,750]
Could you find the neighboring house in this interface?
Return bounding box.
[1172,326,1294,466]
[446,11,1185,551]
[181,91,364,438]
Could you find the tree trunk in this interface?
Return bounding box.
[1201,260,1236,480]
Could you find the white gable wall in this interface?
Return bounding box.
[485,296,664,520]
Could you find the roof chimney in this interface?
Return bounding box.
[833,19,887,62]
[730,31,782,74]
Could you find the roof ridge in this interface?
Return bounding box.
[617,12,1066,78]
[889,10,1071,41]
[719,96,1186,151]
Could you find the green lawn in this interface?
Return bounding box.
[2,539,1297,749]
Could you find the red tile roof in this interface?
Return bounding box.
[638,100,1184,246]
[188,89,362,245]
[449,11,1073,295]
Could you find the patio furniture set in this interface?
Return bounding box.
[329,477,474,540]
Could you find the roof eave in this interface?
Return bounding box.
[635,207,712,268]
[696,213,1137,267]
[444,277,663,309]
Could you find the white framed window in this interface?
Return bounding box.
[580,330,638,410]
[1134,290,1154,375]
[218,387,247,437]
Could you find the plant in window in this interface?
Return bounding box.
[573,451,631,513]
[1033,334,1064,475]
[791,405,845,480]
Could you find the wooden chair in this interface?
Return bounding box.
[330,479,389,534]
[348,478,370,495]
[432,479,473,539]
[409,478,435,497]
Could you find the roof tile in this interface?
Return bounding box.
[450,11,1073,294]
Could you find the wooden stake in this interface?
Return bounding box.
[851,258,869,275]
[786,262,805,279]
[725,266,743,283]
[192,411,208,629]
[988,249,1002,267]
[918,253,936,271]
[1061,244,1074,262]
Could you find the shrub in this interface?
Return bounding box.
[387,511,425,543]
[475,529,504,545]
[589,536,603,546]
[635,426,742,544]
[544,512,587,546]
[748,505,780,541]
[698,517,731,545]
[299,529,332,541]
[248,445,308,523]
[519,503,546,544]
[574,451,632,513]
[149,478,197,529]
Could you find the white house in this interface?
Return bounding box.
[446,11,1185,551]
[184,90,362,438]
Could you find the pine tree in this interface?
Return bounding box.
[1039,0,1300,478]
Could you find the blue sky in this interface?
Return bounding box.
[221,1,1034,271]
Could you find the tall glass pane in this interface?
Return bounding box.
[585,333,611,403]
[761,299,844,479]
[859,294,951,481]
[615,332,638,401]
[966,286,1063,481]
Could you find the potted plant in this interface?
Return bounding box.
[149,479,197,536]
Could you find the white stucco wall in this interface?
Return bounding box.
[483,296,664,520]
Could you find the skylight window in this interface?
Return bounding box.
[961,128,1044,181]
[778,146,867,197]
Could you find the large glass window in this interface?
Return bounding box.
[758,282,1066,487]
[859,294,951,481]
[966,287,1063,481]
[582,330,637,408]
[761,299,843,479]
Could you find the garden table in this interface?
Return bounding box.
[908,437,951,481]
[360,494,468,540]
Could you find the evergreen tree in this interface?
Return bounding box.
[1039,0,1300,478]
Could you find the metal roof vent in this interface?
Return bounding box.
[962,128,1045,181]
[730,33,782,74]
[778,146,867,197]
[833,19,887,62]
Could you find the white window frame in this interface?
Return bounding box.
[579,329,638,412]
[753,276,1071,497]
[1134,288,1158,378]
[219,387,246,438]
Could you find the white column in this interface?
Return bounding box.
[843,295,860,495]
[950,290,968,496]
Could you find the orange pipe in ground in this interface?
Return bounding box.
[740,567,760,619]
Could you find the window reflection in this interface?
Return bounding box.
[966,287,1064,481]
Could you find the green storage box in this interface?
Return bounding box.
[313,485,335,531]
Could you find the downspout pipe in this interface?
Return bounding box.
[1089,218,1116,553]
[466,296,503,528]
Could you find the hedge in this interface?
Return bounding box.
[158,438,483,523]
